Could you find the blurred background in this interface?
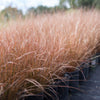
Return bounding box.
[0,0,100,22]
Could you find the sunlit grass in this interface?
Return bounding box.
[0,9,100,100]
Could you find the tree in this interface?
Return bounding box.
[1,6,23,21]
[59,0,78,8]
[59,0,66,6]
[36,6,49,14]
[78,0,94,8]
[59,0,100,9]
[93,0,100,9]
[67,0,78,8]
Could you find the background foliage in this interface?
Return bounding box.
[0,0,100,21]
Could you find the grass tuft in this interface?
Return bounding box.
[0,9,100,100]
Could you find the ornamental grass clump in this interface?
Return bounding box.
[0,9,100,100]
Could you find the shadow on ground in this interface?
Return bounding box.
[70,64,100,100]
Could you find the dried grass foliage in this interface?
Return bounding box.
[0,9,100,99]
